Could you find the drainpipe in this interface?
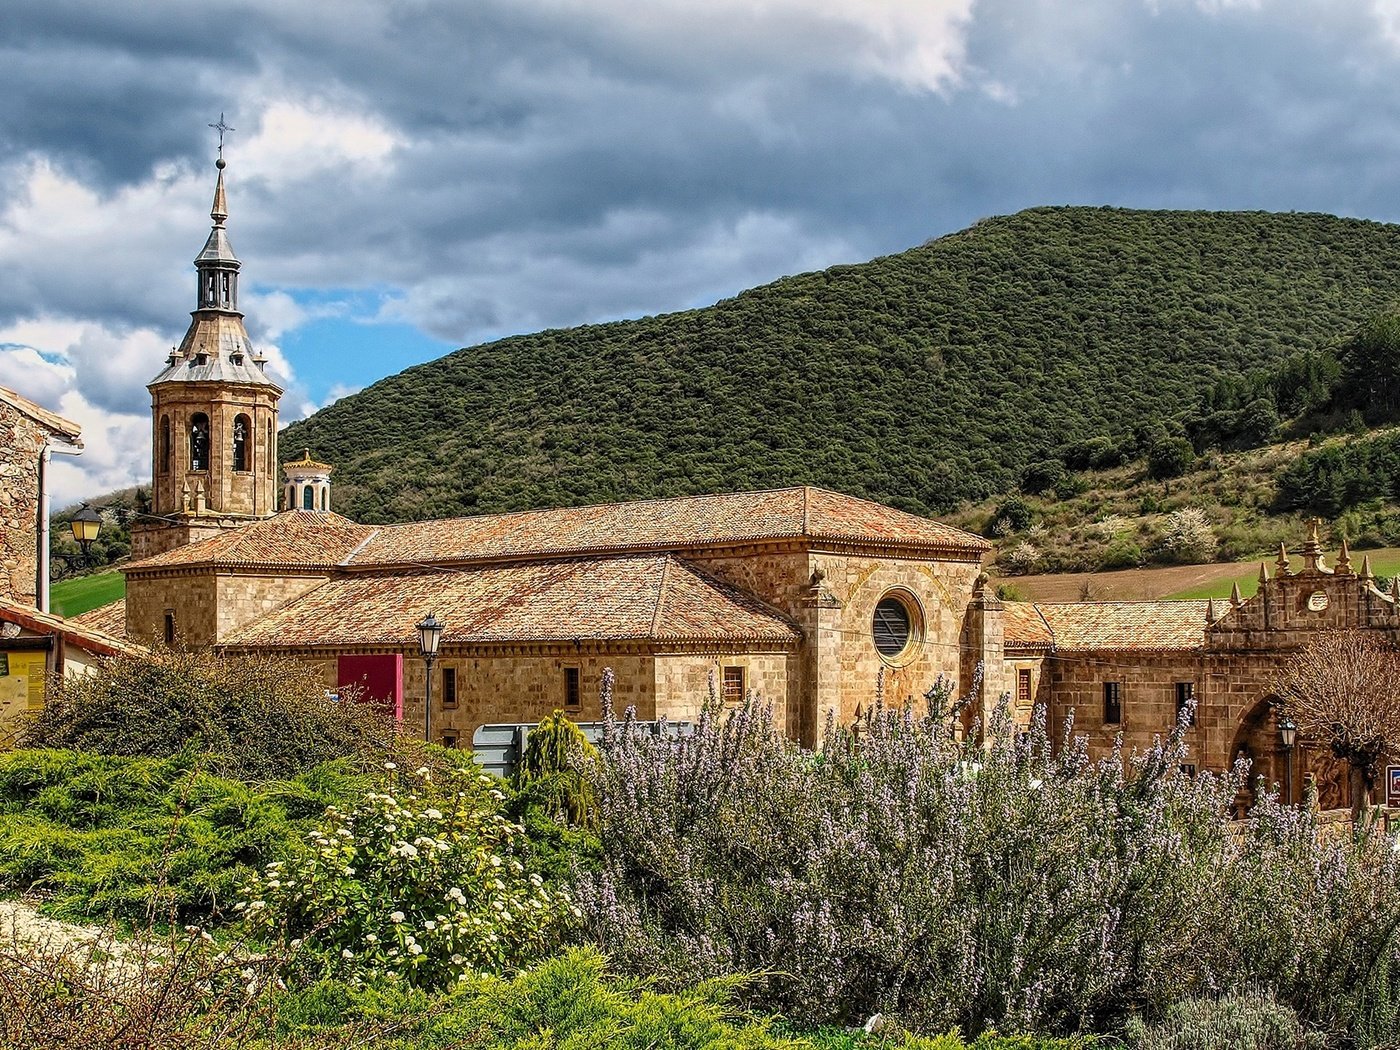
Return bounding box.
[37,437,84,613]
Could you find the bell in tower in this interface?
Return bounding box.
[131,133,285,560]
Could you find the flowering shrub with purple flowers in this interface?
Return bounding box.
[575,679,1400,1044]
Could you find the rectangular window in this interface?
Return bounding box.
[1175,682,1196,726]
[441,730,460,749]
[722,665,745,703]
[563,667,581,711]
[1103,681,1122,725]
[442,667,458,709]
[163,611,176,648]
[1017,669,1032,707]
[1179,763,1197,777]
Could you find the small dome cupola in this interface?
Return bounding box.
[283,449,334,512]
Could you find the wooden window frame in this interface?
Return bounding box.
[1102,681,1123,726]
[441,666,458,709]
[1175,681,1196,726]
[722,665,745,704]
[563,666,582,712]
[1017,668,1032,707]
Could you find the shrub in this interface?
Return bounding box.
[1121,992,1322,1050]
[0,749,358,924]
[26,649,401,781]
[574,690,1400,1044]
[1020,461,1066,496]
[1148,437,1196,480]
[239,762,575,989]
[989,497,1034,535]
[1159,508,1217,564]
[515,711,599,829]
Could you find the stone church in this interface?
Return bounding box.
[76,155,1381,799]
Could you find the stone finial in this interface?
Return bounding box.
[1276,543,1291,577]
[1206,598,1218,623]
[1391,575,1400,604]
[1300,518,1327,574]
[1258,561,1270,585]
[180,480,192,512]
[1230,581,1243,606]
[1336,536,1353,576]
[1361,554,1374,581]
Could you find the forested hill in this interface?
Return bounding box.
[282,207,1400,523]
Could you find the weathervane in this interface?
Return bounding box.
[208,112,235,160]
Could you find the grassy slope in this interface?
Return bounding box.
[49,572,124,618]
[283,207,1400,524]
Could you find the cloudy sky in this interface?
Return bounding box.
[4,0,1400,504]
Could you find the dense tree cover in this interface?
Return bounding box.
[277,207,1400,521]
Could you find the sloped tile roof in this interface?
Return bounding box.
[0,599,142,657]
[126,487,988,573]
[220,555,802,649]
[1003,600,1211,653]
[126,511,377,571]
[346,486,987,565]
[0,385,82,443]
[72,598,127,639]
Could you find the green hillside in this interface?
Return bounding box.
[283,207,1400,524]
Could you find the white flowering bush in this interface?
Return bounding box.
[238,763,576,989]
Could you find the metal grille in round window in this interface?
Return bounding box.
[873,596,913,657]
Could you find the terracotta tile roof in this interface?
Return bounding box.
[125,511,377,572]
[221,555,801,650]
[0,599,142,657]
[1003,600,1211,653]
[0,385,82,443]
[124,487,987,574]
[72,598,126,639]
[351,486,989,566]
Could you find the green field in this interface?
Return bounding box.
[1165,549,1400,600]
[50,571,125,618]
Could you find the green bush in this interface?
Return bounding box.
[240,763,575,989]
[1122,992,1322,1050]
[1148,437,1196,480]
[0,748,359,924]
[25,649,401,781]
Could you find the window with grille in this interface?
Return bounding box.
[722,665,745,703]
[189,413,210,472]
[442,667,458,709]
[872,596,914,657]
[563,667,581,711]
[1017,669,1032,707]
[1103,681,1122,725]
[1175,682,1195,726]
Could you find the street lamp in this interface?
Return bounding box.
[416,612,444,743]
[1279,713,1297,804]
[69,504,103,568]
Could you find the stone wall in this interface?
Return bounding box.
[214,573,330,641]
[654,650,792,726]
[124,571,220,647]
[149,384,280,519]
[0,401,47,606]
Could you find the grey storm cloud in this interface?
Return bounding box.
[4,0,1400,489]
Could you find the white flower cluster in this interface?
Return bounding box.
[236,762,573,988]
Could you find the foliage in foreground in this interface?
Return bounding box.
[0,749,360,924]
[576,687,1400,1044]
[240,762,576,989]
[0,938,1094,1050]
[1122,992,1324,1050]
[25,649,402,781]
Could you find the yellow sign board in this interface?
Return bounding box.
[0,651,47,726]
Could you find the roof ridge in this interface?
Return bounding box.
[1031,602,1056,651]
[341,528,381,566]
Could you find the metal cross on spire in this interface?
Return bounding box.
[208,113,235,158]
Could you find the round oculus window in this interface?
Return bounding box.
[873,595,914,658]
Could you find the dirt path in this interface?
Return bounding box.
[0,898,155,977]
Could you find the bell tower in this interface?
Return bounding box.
[132,142,284,560]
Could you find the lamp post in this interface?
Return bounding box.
[69,504,103,570]
[1279,713,1298,804]
[416,612,444,743]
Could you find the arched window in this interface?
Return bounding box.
[159,416,172,475]
[303,484,315,510]
[190,413,210,472]
[232,414,250,471]
[321,487,329,511]
[265,420,273,473]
